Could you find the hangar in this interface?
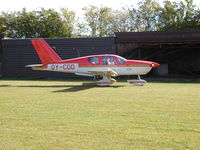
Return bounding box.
[0,31,200,78]
[115,31,200,76]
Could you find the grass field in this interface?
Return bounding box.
[0,79,200,150]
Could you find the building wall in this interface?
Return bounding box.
[0,34,3,77]
[2,37,116,78]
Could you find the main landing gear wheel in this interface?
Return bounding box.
[127,75,147,86]
[96,76,116,86]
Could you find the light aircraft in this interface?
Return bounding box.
[26,39,160,86]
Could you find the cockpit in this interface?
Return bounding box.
[102,56,116,65]
[88,55,127,65]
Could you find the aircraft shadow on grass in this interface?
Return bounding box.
[0,85,11,87]
[54,84,124,93]
[0,83,124,92]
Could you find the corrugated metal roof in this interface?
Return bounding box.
[115,31,200,43]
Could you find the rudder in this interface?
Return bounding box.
[32,39,62,64]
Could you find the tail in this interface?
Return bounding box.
[32,39,62,64]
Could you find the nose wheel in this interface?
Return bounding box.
[127,75,147,86]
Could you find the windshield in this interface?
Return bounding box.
[116,56,126,64]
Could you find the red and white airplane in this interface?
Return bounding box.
[26,39,160,86]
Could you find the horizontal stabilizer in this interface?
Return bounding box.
[25,64,43,67]
[25,64,46,70]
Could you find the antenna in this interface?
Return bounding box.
[77,49,80,57]
[73,48,80,57]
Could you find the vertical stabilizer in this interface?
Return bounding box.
[32,39,62,64]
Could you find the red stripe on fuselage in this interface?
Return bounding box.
[78,64,150,67]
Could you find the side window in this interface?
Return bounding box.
[88,56,99,64]
[102,56,116,65]
[116,56,126,64]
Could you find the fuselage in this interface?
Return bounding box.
[32,54,159,76]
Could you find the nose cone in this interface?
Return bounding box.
[126,60,160,68]
[150,62,160,68]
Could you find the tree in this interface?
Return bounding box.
[136,0,161,31]
[36,8,70,38]
[126,7,141,32]
[157,0,200,31]
[82,6,99,37]
[1,0,199,38]
[60,8,76,37]
[82,5,114,37]
[82,6,138,37]
[1,8,42,38]
[0,8,77,38]
[110,8,136,33]
[0,13,7,34]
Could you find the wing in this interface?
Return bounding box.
[89,69,118,77]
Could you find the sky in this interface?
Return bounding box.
[0,0,199,17]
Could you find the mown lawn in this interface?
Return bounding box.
[0,79,200,150]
